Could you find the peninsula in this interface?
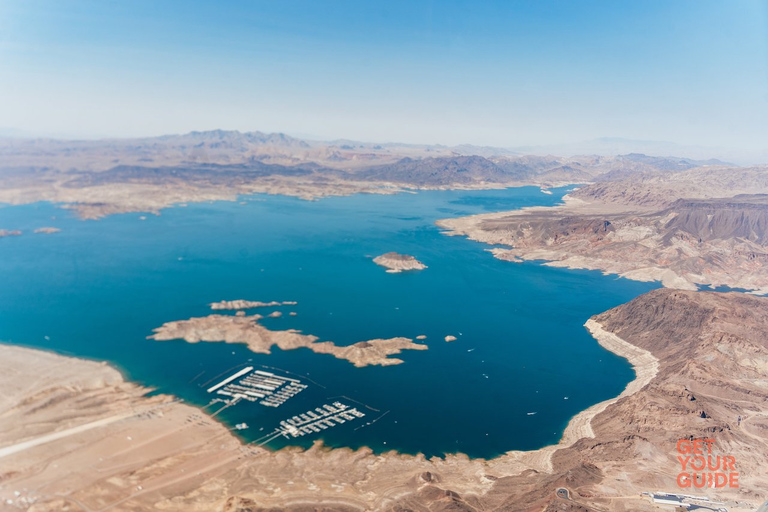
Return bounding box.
[439,171,768,293]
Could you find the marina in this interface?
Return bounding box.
[278,402,366,439]
[206,367,307,408]
[0,186,654,458]
[248,401,367,447]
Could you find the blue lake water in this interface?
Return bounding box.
[0,187,657,458]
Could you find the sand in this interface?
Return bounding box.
[0,344,244,511]
[4,293,766,512]
[0,315,663,511]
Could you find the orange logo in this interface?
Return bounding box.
[676,439,738,488]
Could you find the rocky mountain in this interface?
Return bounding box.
[550,289,768,511]
[353,155,514,186]
[1,129,733,179]
[350,152,721,188]
[661,195,768,245]
[0,130,316,172]
[439,194,768,292]
[590,153,729,182]
[0,130,461,172]
[512,136,760,165]
[63,162,316,188]
[1,129,763,221]
[575,165,768,207]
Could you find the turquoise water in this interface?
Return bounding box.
[0,187,656,458]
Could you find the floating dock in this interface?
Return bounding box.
[277,402,366,438]
[207,367,307,408]
[206,367,254,393]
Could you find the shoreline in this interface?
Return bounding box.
[4,291,765,511]
[485,319,659,474]
[577,320,659,436]
[0,316,658,470]
[437,197,768,295]
[0,184,667,479]
[145,314,657,468]
[0,181,571,221]
[0,313,696,511]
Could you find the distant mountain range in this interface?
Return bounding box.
[0,129,740,174]
[0,129,765,220]
[512,136,767,165]
[3,129,763,166]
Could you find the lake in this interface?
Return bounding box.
[0,186,657,458]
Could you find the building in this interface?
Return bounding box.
[651,493,690,509]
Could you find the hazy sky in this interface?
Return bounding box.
[1,0,767,150]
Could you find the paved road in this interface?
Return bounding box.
[0,411,134,459]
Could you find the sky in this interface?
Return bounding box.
[1,0,767,153]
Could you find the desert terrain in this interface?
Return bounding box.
[3,131,768,511]
[439,168,768,293]
[2,289,767,512]
[0,131,733,219]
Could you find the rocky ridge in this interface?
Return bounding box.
[439,193,768,293]
[0,130,743,219]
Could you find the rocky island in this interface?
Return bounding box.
[149,302,427,367]
[373,252,427,273]
[209,299,298,310]
[33,227,61,234]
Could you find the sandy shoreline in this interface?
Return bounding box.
[555,320,659,446]
[145,314,656,472]
[0,318,657,471]
[579,320,659,436]
[4,298,761,511]
[486,319,659,474]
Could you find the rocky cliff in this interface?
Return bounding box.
[439,194,768,292]
[549,290,768,510]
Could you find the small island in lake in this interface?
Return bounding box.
[149,300,428,367]
[34,227,61,234]
[373,252,427,273]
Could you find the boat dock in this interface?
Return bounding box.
[206,367,254,393]
[206,367,307,408]
[277,402,366,438]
